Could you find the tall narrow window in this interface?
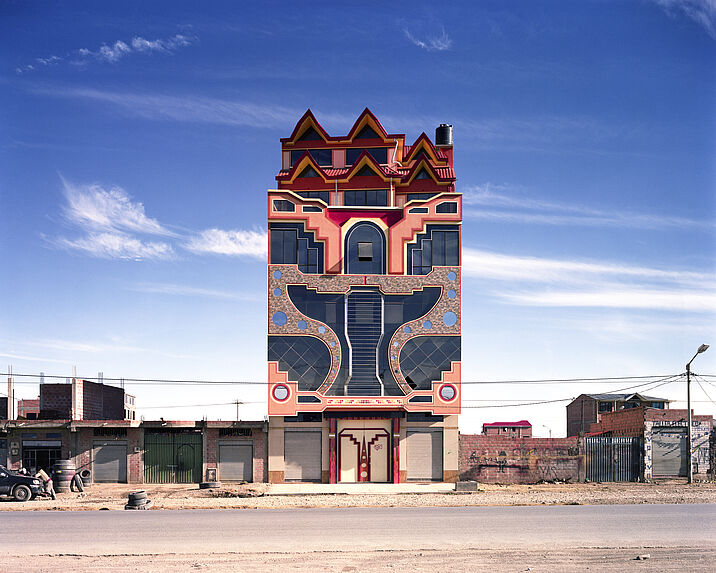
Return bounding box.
[407,225,460,275]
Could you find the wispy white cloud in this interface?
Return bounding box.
[462,248,710,284]
[403,27,453,51]
[41,87,303,129]
[500,288,716,311]
[15,33,195,74]
[461,182,711,230]
[130,282,263,302]
[53,177,263,262]
[61,177,172,236]
[653,0,716,39]
[185,229,267,258]
[463,246,716,311]
[55,232,175,261]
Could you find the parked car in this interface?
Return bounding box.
[0,465,44,501]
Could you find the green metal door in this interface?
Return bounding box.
[144,431,202,483]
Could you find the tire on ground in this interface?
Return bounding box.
[13,484,32,502]
[199,481,222,489]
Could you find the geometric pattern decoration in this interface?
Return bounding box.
[268,335,331,391]
[399,336,461,390]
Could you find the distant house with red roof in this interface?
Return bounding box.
[482,420,532,438]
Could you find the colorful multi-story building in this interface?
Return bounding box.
[267,109,461,483]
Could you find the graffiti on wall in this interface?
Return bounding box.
[464,444,578,482]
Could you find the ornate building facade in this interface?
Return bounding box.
[267,109,461,482]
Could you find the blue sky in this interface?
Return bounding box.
[1,0,715,435]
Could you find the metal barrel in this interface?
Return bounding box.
[53,460,76,493]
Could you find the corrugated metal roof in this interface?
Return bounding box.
[586,393,667,401]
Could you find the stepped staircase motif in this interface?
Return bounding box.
[345,289,383,396]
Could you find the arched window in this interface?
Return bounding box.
[344,222,386,274]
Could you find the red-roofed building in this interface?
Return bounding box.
[482,420,532,438]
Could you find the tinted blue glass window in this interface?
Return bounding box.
[436,201,458,213]
[344,189,388,206]
[415,168,431,180]
[268,335,331,391]
[406,193,438,202]
[407,225,460,275]
[298,127,323,141]
[273,200,295,212]
[297,166,320,178]
[355,125,380,139]
[345,148,388,165]
[269,223,324,273]
[296,191,330,204]
[345,222,385,274]
[399,336,461,390]
[291,149,332,167]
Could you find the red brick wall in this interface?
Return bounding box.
[75,426,143,483]
[205,427,267,483]
[644,409,712,426]
[459,435,581,484]
[40,384,72,418]
[590,406,646,436]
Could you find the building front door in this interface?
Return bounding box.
[337,419,390,482]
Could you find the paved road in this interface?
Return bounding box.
[2,504,714,555]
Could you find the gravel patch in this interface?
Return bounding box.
[1,481,715,511]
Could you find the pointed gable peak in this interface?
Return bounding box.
[282,109,330,144]
[405,132,441,164]
[346,108,389,142]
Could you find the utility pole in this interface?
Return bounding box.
[7,364,14,420]
[235,399,243,422]
[686,344,709,484]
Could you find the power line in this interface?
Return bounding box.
[0,371,690,386]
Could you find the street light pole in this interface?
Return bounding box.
[686,344,709,484]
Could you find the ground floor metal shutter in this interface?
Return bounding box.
[218,442,253,482]
[406,429,443,481]
[284,430,321,482]
[652,427,688,477]
[92,441,127,483]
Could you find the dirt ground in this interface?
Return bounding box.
[1,480,715,511]
[3,547,715,573]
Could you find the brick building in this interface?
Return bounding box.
[18,398,40,419]
[482,420,532,438]
[267,109,461,483]
[39,379,135,421]
[1,419,267,484]
[588,407,712,479]
[567,392,669,437]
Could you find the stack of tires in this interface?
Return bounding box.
[125,490,150,510]
[53,460,75,493]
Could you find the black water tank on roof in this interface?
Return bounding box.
[435,124,453,146]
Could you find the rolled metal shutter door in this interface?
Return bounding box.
[406,429,443,481]
[218,442,253,481]
[652,427,688,477]
[93,442,127,483]
[284,430,321,481]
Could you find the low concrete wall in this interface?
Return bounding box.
[459,435,582,484]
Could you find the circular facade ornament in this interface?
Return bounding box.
[272,384,290,402]
[443,311,457,327]
[272,311,288,326]
[439,384,457,402]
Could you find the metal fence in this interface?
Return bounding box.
[144,431,202,483]
[585,436,642,482]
